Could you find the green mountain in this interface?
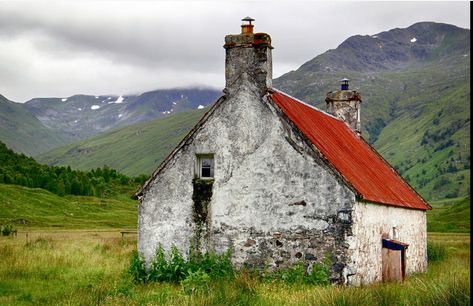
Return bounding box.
[37,22,470,201]
[0,94,72,156]
[273,22,470,201]
[37,108,207,176]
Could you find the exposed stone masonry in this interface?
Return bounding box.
[325,90,362,133]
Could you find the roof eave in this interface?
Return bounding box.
[132,94,227,200]
[266,91,361,198]
[357,135,432,210]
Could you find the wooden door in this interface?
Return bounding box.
[382,248,402,282]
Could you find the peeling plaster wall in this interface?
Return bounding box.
[346,201,427,285]
[138,77,357,283]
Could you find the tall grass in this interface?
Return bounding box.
[427,241,448,261]
[0,231,470,305]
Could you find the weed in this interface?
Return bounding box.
[0,224,16,236]
[181,268,211,295]
[234,268,258,295]
[128,250,148,284]
[129,245,234,285]
[306,261,330,285]
[263,258,331,285]
[428,241,447,262]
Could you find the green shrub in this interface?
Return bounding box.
[271,262,306,284]
[127,250,148,284]
[190,249,234,279]
[128,246,234,285]
[306,260,330,285]
[263,258,330,285]
[181,269,211,295]
[427,241,447,262]
[128,246,331,289]
[148,245,168,282]
[1,224,17,236]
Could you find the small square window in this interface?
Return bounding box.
[197,155,214,179]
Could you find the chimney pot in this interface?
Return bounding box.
[340,78,350,90]
[241,16,255,34]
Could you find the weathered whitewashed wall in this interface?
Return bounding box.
[138,75,357,283]
[346,201,428,285]
[137,28,428,286]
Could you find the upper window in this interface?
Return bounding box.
[197,155,214,179]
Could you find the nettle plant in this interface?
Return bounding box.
[128,245,233,285]
[127,244,331,293]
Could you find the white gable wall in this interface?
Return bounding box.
[138,79,358,283]
[346,201,428,285]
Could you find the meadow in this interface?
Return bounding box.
[0,184,470,305]
[0,230,469,305]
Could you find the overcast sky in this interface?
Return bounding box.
[0,1,469,102]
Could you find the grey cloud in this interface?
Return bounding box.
[0,1,469,102]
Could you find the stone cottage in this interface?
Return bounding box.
[133,18,431,285]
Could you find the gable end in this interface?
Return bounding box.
[132,94,226,199]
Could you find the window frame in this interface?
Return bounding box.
[196,154,215,179]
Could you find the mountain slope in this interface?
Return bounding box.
[427,196,470,233]
[37,108,207,176]
[25,88,220,140]
[273,22,470,201]
[37,22,469,201]
[0,94,72,156]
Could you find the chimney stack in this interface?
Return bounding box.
[224,17,273,96]
[325,79,362,134]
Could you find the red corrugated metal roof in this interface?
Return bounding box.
[271,90,431,210]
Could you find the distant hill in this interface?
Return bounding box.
[24,88,221,140]
[0,141,143,197]
[37,108,207,176]
[36,22,470,201]
[0,94,72,155]
[273,22,470,201]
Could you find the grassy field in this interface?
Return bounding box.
[0,184,469,304]
[0,184,137,230]
[1,184,469,233]
[427,196,470,233]
[0,231,469,305]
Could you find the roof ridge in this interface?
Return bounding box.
[272,88,344,122]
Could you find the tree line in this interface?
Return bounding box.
[0,141,147,197]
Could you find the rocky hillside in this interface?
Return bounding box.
[0,94,72,155]
[274,22,470,201]
[24,87,220,140]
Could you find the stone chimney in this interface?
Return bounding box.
[224,17,273,96]
[325,79,362,134]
